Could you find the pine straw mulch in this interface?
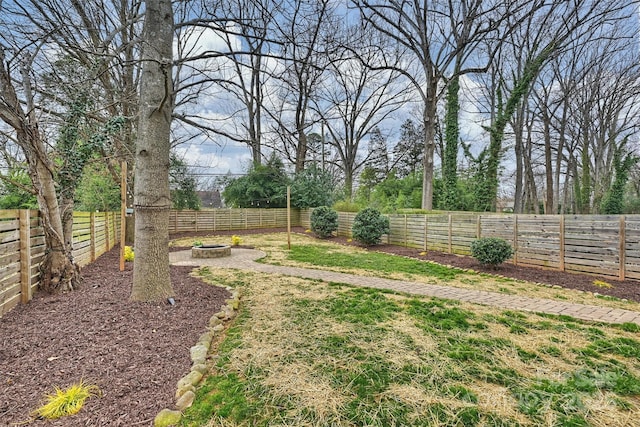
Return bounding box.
[0,246,230,427]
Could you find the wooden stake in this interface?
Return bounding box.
[287,186,291,250]
[448,214,453,254]
[513,214,518,265]
[619,216,626,281]
[559,215,565,271]
[120,161,127,271]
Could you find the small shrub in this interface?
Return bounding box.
[352,207,389,246]
[124,246,134,262]
[33,382,100,419]
[310,206,339,238]
[470,237,513,267]
[193,240,203,247]
[592,279,613,289]
[231,235,242,246]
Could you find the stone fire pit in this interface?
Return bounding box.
[191,244,231,258]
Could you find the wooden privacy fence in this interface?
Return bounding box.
[169,208,301,233]
[0,210,120,316]
[300,210,640,282]
[5,208,638,316]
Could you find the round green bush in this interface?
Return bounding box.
[310,206,338,238]
[470,237,514,267]
[352,207,389,246]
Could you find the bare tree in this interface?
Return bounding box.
[316,25,409,198]
[559,39,640,213]
[470,0,634,212]
[173,0,283,166]
[9,0,143,245]
[352,0,522,210]
[511,8,640,214]
[268,0,332,172]
[131,0,174,301]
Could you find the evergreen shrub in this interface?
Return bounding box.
[310,206,338,238]
[470,237,513,267]
[352,207,389,246]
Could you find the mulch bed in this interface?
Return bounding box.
[337,236,640,303]
[2,227,639,426]
[0,247,230,426]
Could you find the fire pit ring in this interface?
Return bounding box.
[191,244,231,258]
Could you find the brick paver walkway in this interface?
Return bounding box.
[170,248,640,326]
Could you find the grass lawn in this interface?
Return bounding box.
[171,233,640,426]
[172,233,640,311]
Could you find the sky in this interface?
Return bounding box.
[170,11,488,190]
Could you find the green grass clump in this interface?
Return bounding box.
[288,245,461,279]
[181,374,256,426]
[587,336,640,358]
[33,382,99,420]
[406,298,476,331]
[328,288,400,325]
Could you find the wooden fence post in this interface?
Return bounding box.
[559,215,565,271]
[174,210,178,233]
[404,214,408,247]
[513,214,518,265]
[245,208,248,229]
[619,216,626,281]
[90,212,96,262]
[19,210,32,304]
[476,215,481,239]
[105,212,110,251]
[448,214,453,254]
[423,215,428,252]
[195,211,199,233]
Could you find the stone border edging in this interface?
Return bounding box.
[153,286,241,427]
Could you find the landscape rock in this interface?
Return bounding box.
[190,344,208,364]
[175,383,196,400]
[175,390,196,410]
[192,363,209,375]
[154,409,182,427]
[179,370,204,388]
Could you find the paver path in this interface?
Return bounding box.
[170,248,640,325]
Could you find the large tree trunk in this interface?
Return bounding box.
[131,0,174,302]
[421,78,437,211]
[542,116,554,214]
[0,49,79,293]
[295,128,308,173]
[442,75,460,210]
[27,138,79,292]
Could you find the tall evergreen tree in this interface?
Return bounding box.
[392,119,423,178]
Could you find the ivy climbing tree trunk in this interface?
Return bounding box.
[0,49,79,292]
[479,45,556,211]
[442,75,460,210]
[131,0,175,302]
